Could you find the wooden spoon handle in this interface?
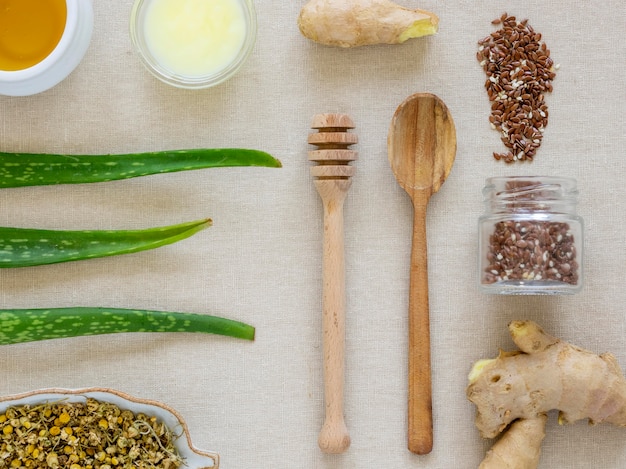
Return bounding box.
[317,180,351,453]
[408,199,433,455]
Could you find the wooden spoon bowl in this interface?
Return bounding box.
[387,93,456,455]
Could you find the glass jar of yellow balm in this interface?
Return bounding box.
[0,0,94,96]
[478,177,584,295]
[130,0,257,89]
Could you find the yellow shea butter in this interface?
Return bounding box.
[143,0,247,77]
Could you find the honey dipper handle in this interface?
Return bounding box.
[316,179,351,454]
[309,113,356,454]
[408,198,433,455]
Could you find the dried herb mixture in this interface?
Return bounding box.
[0,399,183,469]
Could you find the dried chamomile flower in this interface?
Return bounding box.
[0,399,183,468]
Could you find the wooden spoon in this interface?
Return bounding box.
[387,93,456,455]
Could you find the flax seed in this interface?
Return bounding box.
[477,14,557,162]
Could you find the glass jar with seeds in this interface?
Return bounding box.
[479,176,583,294]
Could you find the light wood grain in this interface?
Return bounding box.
[308,114,357,454]
[387,94,456,455]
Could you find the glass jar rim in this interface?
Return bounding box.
[484,175,578,188]
[482,176,580,215]
[483,176,578,199]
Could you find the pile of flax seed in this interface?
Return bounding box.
[477,13,558,163]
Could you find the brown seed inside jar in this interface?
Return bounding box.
[482,220,579,285]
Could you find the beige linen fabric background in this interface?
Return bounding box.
[0,0,625,468]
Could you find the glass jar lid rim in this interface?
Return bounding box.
[484,176,578,193]
[485,175,577,185]
[483,176,579,202]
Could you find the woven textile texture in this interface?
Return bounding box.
[0,1,625,468]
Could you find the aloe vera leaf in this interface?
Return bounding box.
[0,219,211,268]
[0,148,281,188]
[0,307,255,344]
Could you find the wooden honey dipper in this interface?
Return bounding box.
[308,113,357,454]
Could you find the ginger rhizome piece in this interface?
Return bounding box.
[467,320,626,468]
[466,321,626,469]
[478,415,547,469]
[297,0,438,48]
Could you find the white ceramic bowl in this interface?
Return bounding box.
[0,388,219,469]
[0,0,94,97]
[129,0,257,89]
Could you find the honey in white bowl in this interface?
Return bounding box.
[0,0,94,96]
[0,0,67,71]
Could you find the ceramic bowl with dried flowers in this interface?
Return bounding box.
[0,387,219,469]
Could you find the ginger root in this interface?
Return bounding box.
[467,320,626,468]
[297,0,438,48]
[478,415,547,469]
[467,320,626,438]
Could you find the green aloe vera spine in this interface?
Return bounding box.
[0,149,281,188]
[0,307,255,344]
[0,219,211,268]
